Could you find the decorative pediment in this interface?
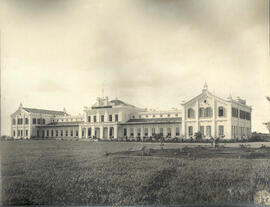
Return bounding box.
[10,108,29,117]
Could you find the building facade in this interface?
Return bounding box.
[10,84,252,140]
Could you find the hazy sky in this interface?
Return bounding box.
[1,0,269,135]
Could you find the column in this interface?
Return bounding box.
[105,111,109,122]
[147,126,150,137]
[172,126,176,138]
[85,127,88,138]
[164,126,168,138]
[195,100,199,133]
[92,126,95,138]
[227,104,232,139]
[114,125,117,139]
[127,127,130,139]
[15,115,18,138]
[100,126,104,139]
[28,115,31,139]
[140,127,143,140]
[78,125,82,138]
[212,99,216,138]
[182,106,186,138]
[23,114,25,139]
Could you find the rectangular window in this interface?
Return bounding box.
[94,116,96,122]
[152,128,155,135]
[43,119,45,124]
[71,130,73,137]
[200,126,204,136]
[109,115,112,122]
[160,128,163,136]
[26,130,28,137]
[82,130,84,137]
[37,130,39,137]
[124,128,127,136]
[25,118,29,124]
[13,130,16,137]
[206,126,211,137]
[88,116,91,122]
[218,125,224,136]
[18,118,23,125]
[88,128,91,136]
[60,130,63,137]
[115,114,118,122]
[144,128,148,136]
[101,115,104,122]
[176,127,180,136]
[51,130,54,137]
[188,126,193,136]
[33,118,36,124]
[130,128,134,137]
[76,130,78,137]
[232,107,239,118]
[56,130,58,137]
[167,128,171,136]
[46,130,49,137]
[66,130,68,136]
[137,128,141,137]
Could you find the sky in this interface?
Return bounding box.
[1,0,270,135]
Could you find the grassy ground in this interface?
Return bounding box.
[1,140,270,205]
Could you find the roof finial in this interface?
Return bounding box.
[203,81,208,92]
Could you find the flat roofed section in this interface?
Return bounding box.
[120,117,182,125]
[37,121,83,127]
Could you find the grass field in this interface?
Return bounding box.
[2,140,270,205]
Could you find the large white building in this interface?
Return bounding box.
[10,83,252,140]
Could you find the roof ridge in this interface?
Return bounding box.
[23,107,64,112]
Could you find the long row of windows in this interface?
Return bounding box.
[232,126,251,138]
[188,107,226,119]
[123,127,180,137]
[13,118,46,125]
[32,118,46,125]
[38,129,79,138]
[12,118,29,125]
[87,114,118,123]
[140,113,179,118]
[13,130,28,137]
[188,125,224,137]
[232,107,251,120]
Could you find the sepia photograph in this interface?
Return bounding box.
[1,0,270,206]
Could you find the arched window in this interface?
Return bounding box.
[218,107,225,117]
[205,107,212,117]
[188,108,195,118]
[199,108,205,117]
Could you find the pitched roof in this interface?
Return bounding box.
[22,107,68,116]
[110,99,135,107]
[120,117,182,125]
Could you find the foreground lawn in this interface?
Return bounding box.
[1,140,270,205]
